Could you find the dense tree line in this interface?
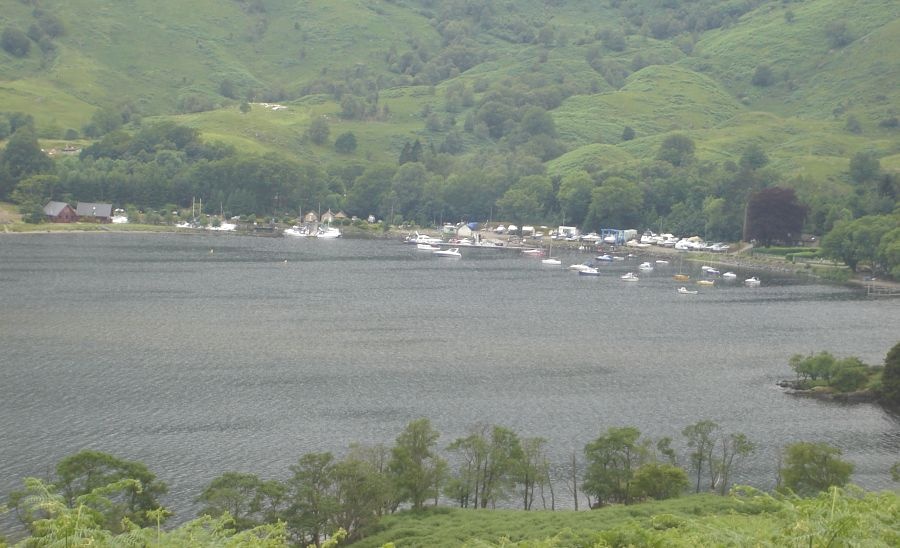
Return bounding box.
[2,104,898,277]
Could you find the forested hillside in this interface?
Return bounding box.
[1,0,899,271]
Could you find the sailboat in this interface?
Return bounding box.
[673,254,690,281]
[541,238,561,265]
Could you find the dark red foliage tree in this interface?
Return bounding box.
[744,187,807,246]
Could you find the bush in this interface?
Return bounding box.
[1,27,31,57]
[334,132,357,154]
[831,366,868,392]
[751,65,774,87]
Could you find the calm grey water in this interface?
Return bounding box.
[1,233,898,524]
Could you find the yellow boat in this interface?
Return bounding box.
[673,274,690,281]
[696,279,715,286]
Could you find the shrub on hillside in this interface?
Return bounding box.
[751,65,774,87]
[2,27,31,57]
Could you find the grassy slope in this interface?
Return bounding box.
[353,489,900,547]
[0,1,898,182]
[553,0,900,180]
[352,494,743,548]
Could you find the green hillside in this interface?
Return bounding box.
[1,0,897,171]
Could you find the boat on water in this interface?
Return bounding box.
[744,276,761,287]
[722,271,737,280]
[639,262,654,271]
[284,225,310,237]
[673,273,690,281]
[541,237,560,265]
[595,254,614,262]
[696,279,715,287]
[408,232,443,245]
[417,243,441,251]
[569,263,593,272]
[620,272,639,282]
[701,266,720,276]
[677,287,698,295]
[655,260,669,265]
[522,248,544,256]
[316,226,342,239]
[434,247,461,258]
[578,267,601,276]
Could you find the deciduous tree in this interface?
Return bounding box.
[52,450,168,531]
[196,472,285,531]
[284,453,338,548]
[389,418,445,510]
[656,134,695,167]
[583,426,648,506]
[307,117,330,145]
[744,187,806,246]
[880,341,900,408]
[682,420,718,493]
[632,463,688,500]
[0,126,54,198]
[779,442,853,495]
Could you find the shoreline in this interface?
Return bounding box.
[4,222,899,291]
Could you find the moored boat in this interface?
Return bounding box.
[316,226,342,239]
[434,247,461,258]
[620,272,639,282]
[677,287,698,294]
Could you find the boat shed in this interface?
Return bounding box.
[43,201,77,223]
[75,202,113,223]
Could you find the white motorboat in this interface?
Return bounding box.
[408,232,443,245]
[569,263,593,272]
[522,248,544,256]
[284,225,310,237]
[639,262,654,271]
[434,247,461,258]
[620,272,639,281]
[595,254,613,262]
[316,226,341,239]
[744,276,761,287]
[655,260,669,265]
[541,258,562,266]
[722,271,737,280]
[417,243,441,251]
[677,287,698,295]
[578,267,601,276]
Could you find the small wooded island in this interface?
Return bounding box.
[778,342,900,408]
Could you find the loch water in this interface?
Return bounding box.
[1,233,898,521]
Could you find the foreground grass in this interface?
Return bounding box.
[352,488,900,547]
[352,495,745,548]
